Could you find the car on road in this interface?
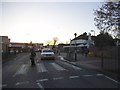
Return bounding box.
[40,48,55,60]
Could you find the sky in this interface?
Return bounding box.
[0,0,104,45]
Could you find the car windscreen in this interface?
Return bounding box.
[42,50,53,52]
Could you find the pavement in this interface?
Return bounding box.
[57,52,119,82]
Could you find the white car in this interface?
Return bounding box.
[40,48,55,60]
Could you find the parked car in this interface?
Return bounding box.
[40,48,55,60]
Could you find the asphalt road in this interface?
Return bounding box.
[2,52,119,89]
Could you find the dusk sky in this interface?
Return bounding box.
[0,0,104,45]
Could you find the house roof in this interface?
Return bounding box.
[72,34,96,41]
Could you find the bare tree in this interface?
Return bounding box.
[94,1,120,38]
[53,37,58,46]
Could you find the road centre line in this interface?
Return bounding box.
[37,82,44,90]
[36,79,48,82]
[69,76,79,79]
[96,74,104,76]
[53,77,64,80]
[83,75,93,77]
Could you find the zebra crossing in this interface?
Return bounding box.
[13,64,29,77]
[50,63,67,71]
[13,62,82,77]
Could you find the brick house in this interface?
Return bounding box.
[0,36,10,59]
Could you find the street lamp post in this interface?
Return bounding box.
[74,33,77,61]
[69,39,71,53]
[68,39,72,61]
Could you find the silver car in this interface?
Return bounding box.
[40,48,55,60]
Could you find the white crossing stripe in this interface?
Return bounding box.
[50,63,67,71]
[61,62,82,70]
[13,64,29,77]
[16,81,29,86]
[36,79,48,82]
[36,63,47,73]
[96,74,104,76]
[37,82,44,90]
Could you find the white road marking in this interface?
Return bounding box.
[53,77,64,80]
[15,81,29,86]
[50,63,67,71]
[13,64,29,77]
[37,82,44,90]
[58,56,64,60]
[96,74,104,76]
[36,63,47,73]
[69,76,79,79]
[36,79,48,82]
[60,57,64,60]
[105,76,120,84]
[83,75,93,77]
[62,62,82,70]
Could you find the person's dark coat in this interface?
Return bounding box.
[30,48,36,59]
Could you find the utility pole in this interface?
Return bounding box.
[74,33,77,61]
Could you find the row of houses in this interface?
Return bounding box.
[56,32,96,54]
[0,33,95,59]
[0,36,43,59]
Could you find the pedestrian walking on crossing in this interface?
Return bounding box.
[30,46,36,66]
